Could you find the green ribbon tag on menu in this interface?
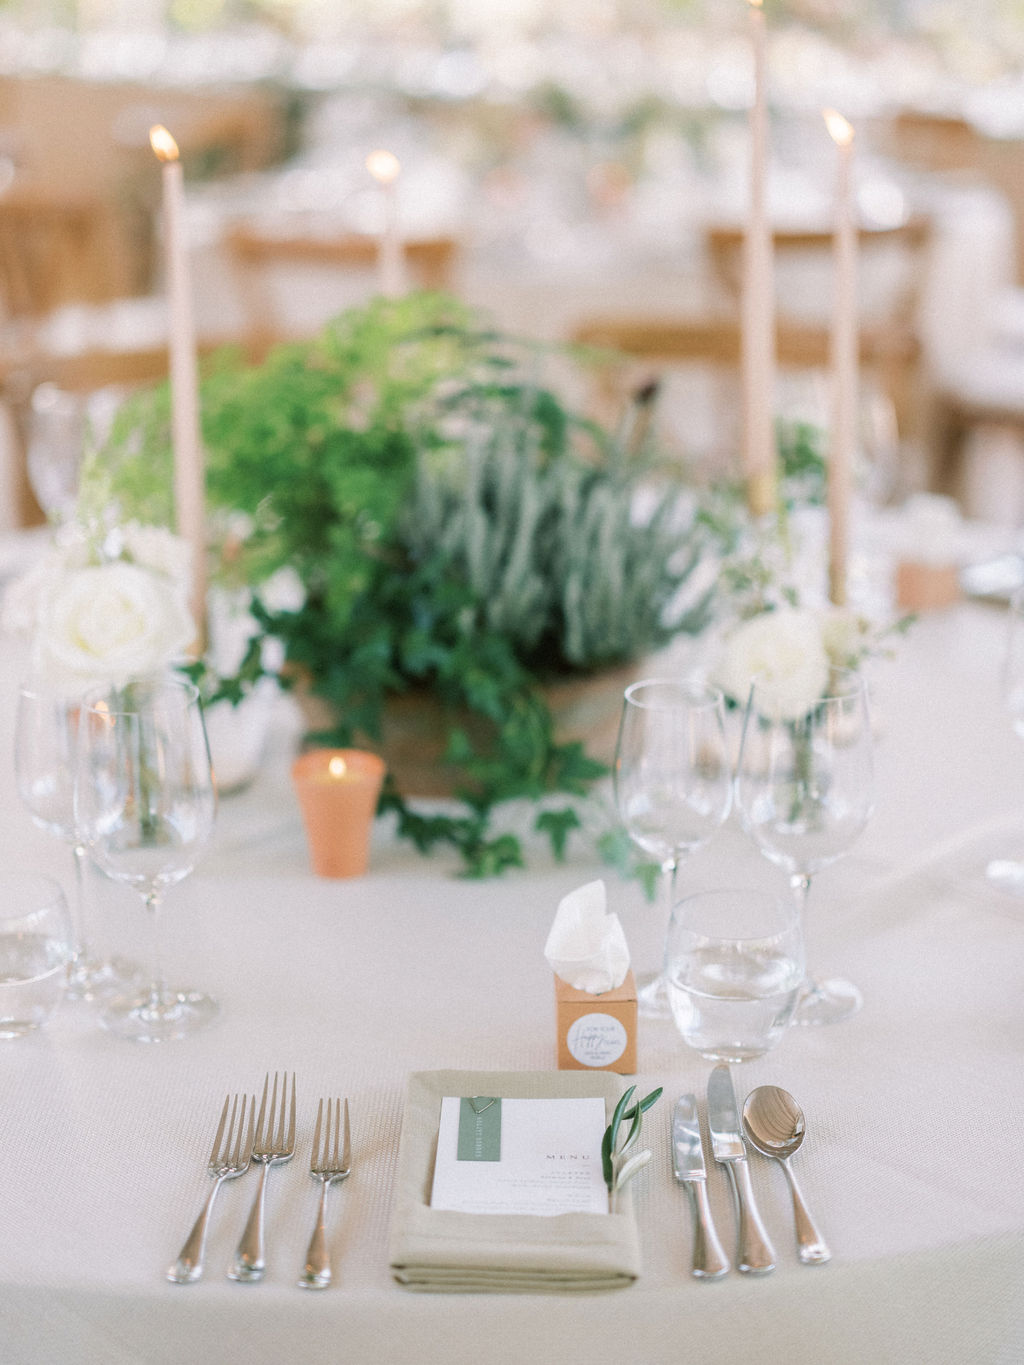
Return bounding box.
[457,1097,502,1162]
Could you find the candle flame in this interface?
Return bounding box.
[328,756,347,779]
[91,698,115,729]
[366,149,401,185]
[823,109,854,147]
[149,125,180,163]
[747,0,764,9]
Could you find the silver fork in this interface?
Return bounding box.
[228,1071,296,1282]
[298,1097,352,1291]
[167,1093,255,1284]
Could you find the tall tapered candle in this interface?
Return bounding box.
[824,109,857,607]
[150,124,206,644]
[742,0,777,518]
[366,149,405,298]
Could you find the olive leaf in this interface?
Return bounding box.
[602,1085,663,1197]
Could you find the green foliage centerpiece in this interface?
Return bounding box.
[86,293,715,874]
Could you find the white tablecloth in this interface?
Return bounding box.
[0,604,1022,1364]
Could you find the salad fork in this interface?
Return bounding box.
[228,1071,296,1282]
[298,1097,352,1291]
[167,1092,255,1285]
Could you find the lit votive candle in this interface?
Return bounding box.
[291,748,386,879]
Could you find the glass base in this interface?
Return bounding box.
[985,858,1024,895]
[100,989,218,1043]
[66,954,144,1003]
[636,969,672,1020]
[793,976,862,1027]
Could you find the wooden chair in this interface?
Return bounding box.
[929,363,1024,502]
[572,312,923,460]
[0,190,137,322]
[704,217,932,311]
[224,224,459,354]
[573,216,932,466]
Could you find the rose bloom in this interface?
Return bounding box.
[32,562,195,696]
[716,608,830,721]
[120,522,192,588]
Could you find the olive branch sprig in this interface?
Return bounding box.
[601,1085,663,1211]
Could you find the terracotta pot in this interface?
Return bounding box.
[294,662,640,798]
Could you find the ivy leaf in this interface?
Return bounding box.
[534,807,581,861]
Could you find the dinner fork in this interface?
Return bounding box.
[228,1071,296,1282]
[167,1092,255,1285]
[298,1097,352,1291]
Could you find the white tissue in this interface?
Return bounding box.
[544,879,630,995]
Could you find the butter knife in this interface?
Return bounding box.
[706,1064,776,1275]
[672,1095,729,1279]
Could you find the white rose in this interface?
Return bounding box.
[716,608,830,721]
[121,522,193,588]
[33,562,195,696]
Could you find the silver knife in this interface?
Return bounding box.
[672,1095,729,1279]
[706,1064,776,1275]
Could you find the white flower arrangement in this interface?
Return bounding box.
[2,522,196,697]
[713,604,879,721]
[709,495,910,722]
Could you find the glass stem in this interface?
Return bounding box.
[662,855,679,948]
[789,872,811,918]
[144,890,165,1014]
[790,872,816,998]
[70,842,90,964]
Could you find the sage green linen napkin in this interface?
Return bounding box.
[388,1069,642,1293]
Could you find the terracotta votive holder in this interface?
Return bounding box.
[291,748,386,878]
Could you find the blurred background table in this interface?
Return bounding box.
[6,5,1024,530]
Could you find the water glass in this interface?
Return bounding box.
[665,888,804,1062]
[0,872,74,1037]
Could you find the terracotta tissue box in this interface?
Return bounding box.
[895,560,961,612]
[555,970,638,1075]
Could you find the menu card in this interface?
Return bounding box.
[430,1096,608,1216]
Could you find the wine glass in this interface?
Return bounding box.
[734,669,874,1026]
[15,682,141,999]
[74,677,218,1042]
[25,383,123,523]
[987,587,1024,892]
[26,384,87,523]
[613,678,732,1018]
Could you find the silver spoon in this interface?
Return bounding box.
[742,1086,831,1265]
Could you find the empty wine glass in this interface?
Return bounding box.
[613,678,732,1018]
[987,587,1024,893]
[734,669,874,1026]
[25,383,123,523]
[74,677,218,1042]
[15,682,140,999]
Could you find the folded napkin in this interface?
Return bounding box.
[388,1069,642,1294]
